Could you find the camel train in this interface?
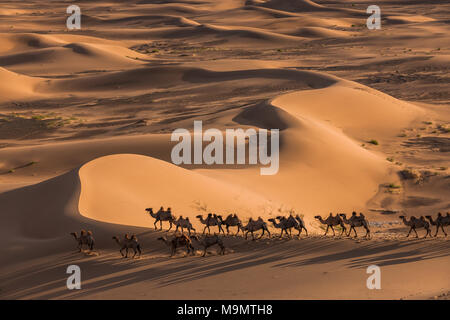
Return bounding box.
[70,210,448,257]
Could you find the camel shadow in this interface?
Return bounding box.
[1,236,449,299]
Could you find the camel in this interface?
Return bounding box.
[268,216,297,238]
[314,213,347,236]
[145,207,175,231]
[425,212,449,237]
[70,230,95,252]
[196,213,224,235]
[294,214,308,236]
[191,235,226,257]
[339,212,371,239]
[174,216,196,235]
[242,217,270,240]
[112,234,142,258]
[158,234,195,257]
[399,215,432,238]
[217,214,243,236]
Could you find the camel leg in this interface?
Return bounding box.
[245,231,249,240]
[442,225,447,237]
[259,228,265,240]
[413,228,418,238]
[425,228,431,238]
[324,225,329,236]
[160,220,163,230]
[346,226,351,237]
[207,226,211,235]
[279,228,284,239]
[304,227,308,236]
[202,226,207,235]
[434,226,439,237]
[330,225,335,236]
[352,227,358,238]
[168,221,173,232]
[226,225,230,235]
[154,220,158,230]
[406,226,412,237]
[365,227,371,239]
[340,225,346,237]
[137,245,142,257]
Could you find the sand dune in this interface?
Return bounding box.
[0,67,42,102]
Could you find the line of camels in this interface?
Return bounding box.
[70,209,449,258]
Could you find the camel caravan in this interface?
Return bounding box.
[70,209,449,258]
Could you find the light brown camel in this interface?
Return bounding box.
[339,212,371,239]
[242,217,270,240]
[191,235,226,257]
[112,234,142,258]
[399,215,431,238]
[174,216,196,235]
[70,230,95,252]
[196,213,224,235]
[217,214,243,236]
[314,213,347,236]
[425,212,449,237]
[158,234,195,257]
[145,207,175,231]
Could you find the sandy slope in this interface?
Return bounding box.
[0,0,448,300]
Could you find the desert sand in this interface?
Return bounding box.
[0,0,448,300]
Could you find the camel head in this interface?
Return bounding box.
[196,214,203,219]
[425,215,432,219]
[339,213,346,218]
[70,232,78,239]
[80,229,87,235]
[145,208,153,214]
[399,215,406,219]
[268,218,276,223]
[314,215,322,220]
[112,236,119,241]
